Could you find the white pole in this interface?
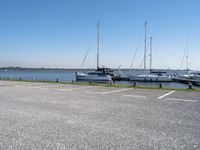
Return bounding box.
[186,36,189,74]
[150,36,152,72]
[144,21,147,74]
[97,23,100,69]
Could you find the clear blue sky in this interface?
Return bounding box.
[0,0,199,69]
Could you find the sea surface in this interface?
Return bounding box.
[0,69,199,89]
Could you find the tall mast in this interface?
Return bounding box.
[186,36,189,74]
[97,22,100,69]
[144,21,147,74]
[150,36,152,72]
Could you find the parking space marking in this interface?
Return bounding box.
[86,88,131,95]
[102,88,131,94]
[16,85,92,92]
[43,101,69,104]
[56,89,72,92]
[85,91,106,95]
[14,85,49,89]
[166,98,199,103]
[69,86,93,90]
[158,91,175,99]
[14,85,23,88]
[56,86,92,92]
[32,86,47,89]
[122,94,146,98]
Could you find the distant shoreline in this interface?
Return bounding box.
[0,67,194,71]
[0,67,88,70]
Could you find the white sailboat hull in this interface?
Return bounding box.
[75,72,112,81]
[129,74,172,82]
[179,74,200,80]
[172,73,200,85]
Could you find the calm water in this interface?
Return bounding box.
[0,69,199,89]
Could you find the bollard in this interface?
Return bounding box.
[90,80,93,85]
[188,83,193,89]
[134,82,136,86]
[159,83,162,88]
[110,80,113,86]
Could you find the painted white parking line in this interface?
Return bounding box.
[166,98,199,103]
[122,95,146,98]
[13,85,49,89]
[14,85,23,88]
[21,85,92,92]
[44,101,69,104]
[158,91,175,99]
[30,86,51,89]
[56,86,92,92]
[86,88,131,95]
[102,89,130,94]
[85,91,105,95]
[32,86,46,89]
[56,89,72,92]
[122,94,146,98]
[69,86,93,90]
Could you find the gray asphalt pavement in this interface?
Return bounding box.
[0,81,200,150]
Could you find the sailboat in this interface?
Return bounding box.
[128,22,172,82]
[173,37,200,84]
[75,23,112,82]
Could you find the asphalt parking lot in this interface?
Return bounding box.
[0,80,200,150]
